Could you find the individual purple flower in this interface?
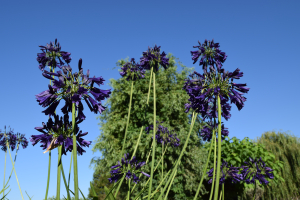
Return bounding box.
[145,121,180,147]
[200,120,229,141]
[208,160,243,185]
[36,58,111,119]
[139,45,169,72]
[31,113,91,155]
[120,58,145,81]
[191,39,227,73]
[37,38,72,71]
[183,66,249,120]
[0,126,17,152]
[241,157,274,185]
[108,153,150,184]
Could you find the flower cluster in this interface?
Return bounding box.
[145,121,180,147]
[207,160,243,184]
[37,38,72,71]
[30,113,91,155]
[184,39,249,121]
[241,157,274,185]
[0,126,28,152]
[36,59,111,119]
[120,58,145,81]
[108,153,150,184]
[183,67,249,120]
[191,39,227,73]
[200,120,229,141]
[139,45,169,72]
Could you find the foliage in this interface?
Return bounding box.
[254,130,300,199]
[202,136,284,200]
[89,53,210,199]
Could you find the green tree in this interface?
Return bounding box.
[254,130,300,199]
[89,53,209,199]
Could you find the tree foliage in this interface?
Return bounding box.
[89,53,209,199]
[254,130,300,199]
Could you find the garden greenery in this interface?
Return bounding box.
[0,39,289,200]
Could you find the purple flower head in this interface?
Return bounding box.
[31,113,91,156]
[37,39,72,71]
[183,67,249,119]
[200,120,229,142]
[139,45,169,72]
[0,126,17,152]
[120,58,146,81]
[145,121,180,148]
[16,133,29,149]
[191,39,227,73]
[108,153,149,184]
[207,160,243,185]
[36,59,111,119]
[241,157,274,185]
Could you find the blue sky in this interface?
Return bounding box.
[0,0,299,199]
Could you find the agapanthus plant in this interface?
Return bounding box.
[184,40,250,200]
[30,113,91,155]
[108,153,150,184]
[120,58,145,81]
[16,133,29,150]
[0,127,17,152]
[139,45,170,72]
[0,126,28,200]
[200,121,229,142]
[207,160,243,184]
[145,121,180,147]
[183,68,249,120]
[191,39,227,73]
[36,59,111,119]
[241,157,274,185]
[37,38,72,71]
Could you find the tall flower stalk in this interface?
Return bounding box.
[37,39,72,200]
[0,127,28,200]
[35,48,110,199]
[139,45,169,200]
[184,39,249,199]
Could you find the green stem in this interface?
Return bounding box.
[161,142,164,199]
[148,71,156,200]
[68,153,73,189]
[127,179,131,200]
[72,103,79,200]
[222,184,224,200]
[163,169,178,200]
[156,112,197,200]
[6,141,24,200]
[209,133,217,200]
[114,175,125,198]
[134,168,172,200]
[60,154,71,200]
[2,143,20,196]
[121,80,134,159]
[131,67,153,159]
[45,151,51,200]
[3,150,7,199]
[193,129,215,200]
[56,146,62,200]
[147,68,153,104]
[45,66,54,200]
[213,95,222,200]
[130,143,168,196]
[252,181,256,200]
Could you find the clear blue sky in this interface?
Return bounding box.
[0,0,299,199]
